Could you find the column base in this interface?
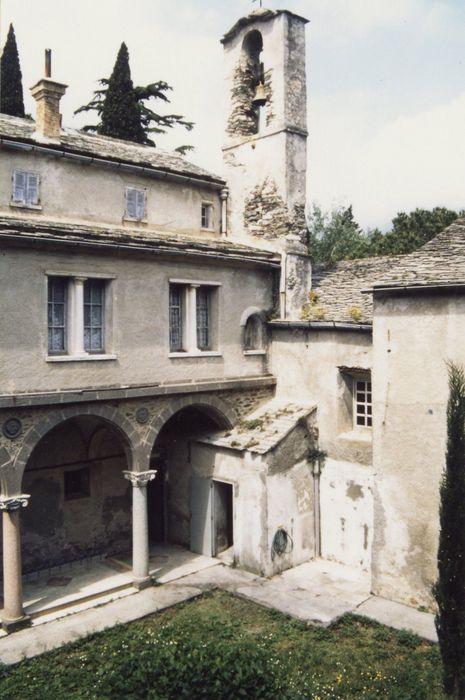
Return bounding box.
[2,614,31,634]
[133,576,153,591]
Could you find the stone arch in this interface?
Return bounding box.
[0,446,12,496]
[12,404,138,494]
[143,394,237,463]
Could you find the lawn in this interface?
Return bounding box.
[0,591,445,699]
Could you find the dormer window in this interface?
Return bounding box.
[201,203,213,230]
[125,187,145,221]
[11,170,40,207]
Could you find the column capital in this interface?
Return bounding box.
[123,470,156,487]
[0,495,30,512]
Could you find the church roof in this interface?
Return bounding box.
[311,255,404,325]
[0,114,225,186]
[221,8,308,44]
[371,217,465,290]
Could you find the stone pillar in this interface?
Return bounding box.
[185,285,198,352]
[69,277,86,355]
[0,495,30,632]
[123,470,156,589]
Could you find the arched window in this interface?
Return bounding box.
[239,30,266,135]
[242,312,266,353]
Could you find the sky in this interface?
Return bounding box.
[1,0,464,231]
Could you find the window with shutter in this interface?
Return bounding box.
[12,170,40,205]
[125,187,145,220]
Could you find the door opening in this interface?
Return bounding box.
[213,480,233,556]
[148,448,166,543]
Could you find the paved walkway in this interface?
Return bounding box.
[0,556,437,665]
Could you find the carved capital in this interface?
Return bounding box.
[123,470,157,488]
[0,495,30,512]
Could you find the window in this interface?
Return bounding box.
[12,170,39,206]
[48,277,68,354]
[64,467,90,500]
[354,378,372,428]
[244,314,264,351]
[169,281,218,354]
[47,276,111,358]
[125,187,145,220]
[201,203,213,229]
[84,279,104,352]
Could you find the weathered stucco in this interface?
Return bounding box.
[371,291,465,608]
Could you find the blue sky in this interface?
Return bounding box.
[1,0,464,230]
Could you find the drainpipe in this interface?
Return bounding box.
[309,452,324,558]
[220,187,229,236]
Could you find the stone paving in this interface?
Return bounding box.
[0,553,437,665]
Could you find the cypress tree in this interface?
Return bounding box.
[99,42,145,143]
[434,362,465,699]
[0,24,25,117]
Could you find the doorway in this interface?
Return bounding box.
[213,480,233,556]
[148,447,167,543]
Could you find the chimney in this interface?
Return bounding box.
[30,50,67,141]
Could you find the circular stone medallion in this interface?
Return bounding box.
[2,417,22,439]
[135,407,150,424]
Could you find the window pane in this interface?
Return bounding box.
[48,278,67,353]
[196,287,210,350]
[169,285,183,351]
[83,280,104,353]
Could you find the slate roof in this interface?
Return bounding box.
[370,217,465,290]
[310,255,404,324]
[198,399,315,455]
[222,8,308,44]
[0,215,280,267]
[0,114,225,185]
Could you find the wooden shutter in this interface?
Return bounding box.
[26,173,39,205]
[136,190,145,219]
[12,171,27,203]
[125,188,137,218]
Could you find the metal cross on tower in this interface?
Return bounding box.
[253,0,263,7]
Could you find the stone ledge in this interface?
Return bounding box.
[0,375,277,410]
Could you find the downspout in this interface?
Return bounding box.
[308,447,326,558]
[220,187,229,236]
[279,253,287,319]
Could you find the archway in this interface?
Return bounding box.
[20,416,131,573]
[148,404,231,554]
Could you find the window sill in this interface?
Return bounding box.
[337,428,372,443]
[46,353,117,363]
[123,216,147,224]
[169,351,222,358]
[10,201,42,211]
[243,349,266,356]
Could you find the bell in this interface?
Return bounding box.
[252,82,267,107]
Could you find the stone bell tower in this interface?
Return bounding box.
[222,7,311,318]
[222,7,308,250]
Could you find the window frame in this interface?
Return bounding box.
[168,279,221,357]
[11,169,41,208]
[353,377,372,429]
[46,272,116,362]
[201,202,214,230]
[124,186,146,221]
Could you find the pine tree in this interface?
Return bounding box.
[75,42,193,152]
[434,362,465,699]
[99,43,145,143]
[0,24,25,117]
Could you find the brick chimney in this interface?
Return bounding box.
[30,50,67,141]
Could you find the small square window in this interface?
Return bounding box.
[354,378,372,428]
[201,203,213,229]
[64,467,90,500]
[125,188,145,220]
[12,170,39,206]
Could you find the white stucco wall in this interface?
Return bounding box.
[0,149,222,236]
[0,245,273,394]
[371,291,465,607]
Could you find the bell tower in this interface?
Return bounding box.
[221,7,308,252]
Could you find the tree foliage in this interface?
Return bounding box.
[75,42,193,153]
[308,205,464,265]
[0,24,25,118]
[434,362,465,699]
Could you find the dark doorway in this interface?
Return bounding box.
[148,447,166,543]
[213,480,233,555]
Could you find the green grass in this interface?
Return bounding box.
[0,591,445,699]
